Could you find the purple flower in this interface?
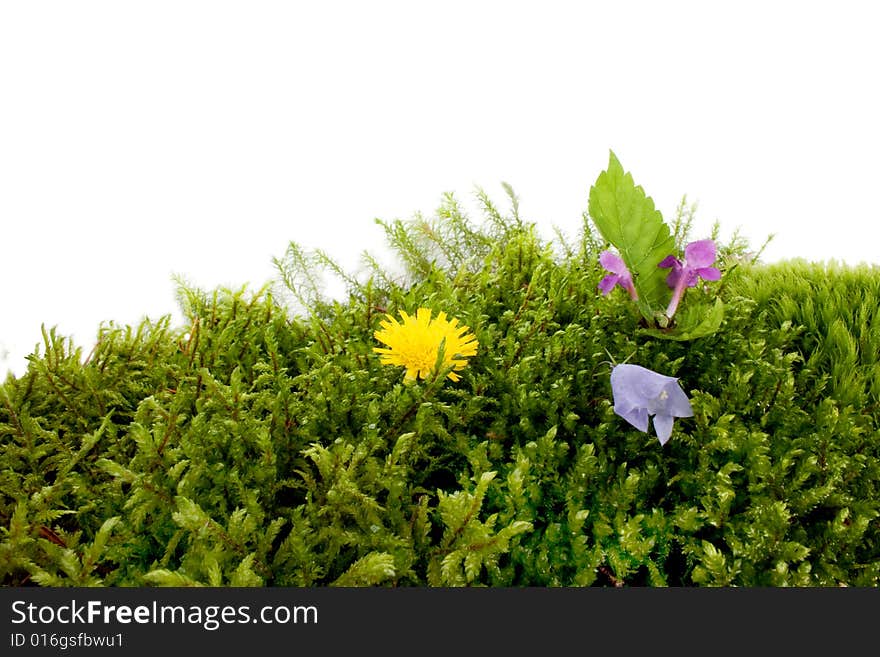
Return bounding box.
[598,251,638,301]
[610,364,693,445]
[658,239,721,318]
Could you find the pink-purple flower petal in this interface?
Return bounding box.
[684,239,717,269]
[658,238,722,317]
[664,268,681,289]
[658,255,681,270]
[599,250,628,275]
[598,274,620,295]
[598,250,638,300]
[696,266,721,281]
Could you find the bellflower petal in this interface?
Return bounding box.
[652,414,675,445]
[617,405,650,434]
[610,364,693,445]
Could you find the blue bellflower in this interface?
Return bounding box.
[610,364,693,445]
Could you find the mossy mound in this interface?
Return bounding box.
[2,189,878,587]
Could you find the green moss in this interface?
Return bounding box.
[2,191,878,587]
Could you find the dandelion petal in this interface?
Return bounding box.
[373,307,478,383]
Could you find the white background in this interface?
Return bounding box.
[2,1,878,379]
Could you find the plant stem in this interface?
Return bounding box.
[666,273,688,318]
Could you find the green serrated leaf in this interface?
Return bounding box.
[588,150,675,319]
[639,298,725,341]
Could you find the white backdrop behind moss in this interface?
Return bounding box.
[1,1,878,379]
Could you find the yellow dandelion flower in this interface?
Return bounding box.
[373,307,478,382]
